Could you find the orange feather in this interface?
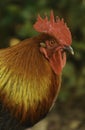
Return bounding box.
[0,34,61,127]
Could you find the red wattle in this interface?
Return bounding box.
[49,51,66,75]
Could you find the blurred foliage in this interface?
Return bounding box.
[0,0,85,102]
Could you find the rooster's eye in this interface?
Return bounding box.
[46,39,58,49]
[49,40,56,46]
[50,40,54,44]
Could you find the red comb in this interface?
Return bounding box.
[33,11,72,45]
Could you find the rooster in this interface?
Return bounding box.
[0,11,73,130]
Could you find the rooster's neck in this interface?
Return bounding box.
[0,37,61,127]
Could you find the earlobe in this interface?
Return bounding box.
[40,42,46,48]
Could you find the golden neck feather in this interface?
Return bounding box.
[0,37,61,126]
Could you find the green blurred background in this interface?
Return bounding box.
[0,0,85,130]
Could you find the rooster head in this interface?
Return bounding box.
[34,11,74,75]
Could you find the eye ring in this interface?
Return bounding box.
[46,39,58,49]
[49,40,56,46]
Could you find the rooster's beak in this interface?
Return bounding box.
[64,46,74,55]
